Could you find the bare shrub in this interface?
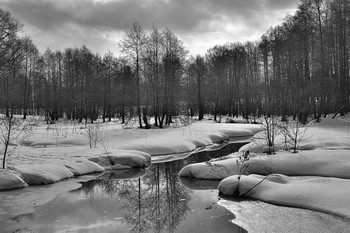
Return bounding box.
[280,120,308,153]
[85,122,104,148]
[253,116,280,154]
[0,115,33,168]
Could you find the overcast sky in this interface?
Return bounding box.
[1,0,300,56]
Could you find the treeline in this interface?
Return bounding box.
[0,0,349,128]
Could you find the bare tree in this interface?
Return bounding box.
[21,37,38,119]
[161,28,187,125]
[144,26,164,127]
[0,114,31,169]
[119,22,146,128]
[188,55,207,120]
[0,9,23,68]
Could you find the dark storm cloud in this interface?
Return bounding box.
[2,0,299,32]
[0,0,300,55]
[2,0,213,32]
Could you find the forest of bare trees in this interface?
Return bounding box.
[0,0,349,128]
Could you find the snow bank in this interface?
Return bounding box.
[2,119,261,190]
[109,154,146,168]
[117,132,230,156]
[178,158,239,179]
[125,141,197,156]
[0,169,28,190]
[248,150,350,178]
[63,159,105,175]
[106,120,262,156]
[13,164,74,185]
[181,118,350,180]
[179,150,350,179]
[116,125,258,156]
[190,121,262,138]
[206,132,229,143]
[218,174,350,218]
[89,150,151,169]
[240,117,350,153]
[179,118,350,220]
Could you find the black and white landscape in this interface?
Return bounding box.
[0,0,350,232]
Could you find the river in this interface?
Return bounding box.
[1,141,350,233]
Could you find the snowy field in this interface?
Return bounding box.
[2,115,350,232]
[179,116,350,221]
[0,117,262,190]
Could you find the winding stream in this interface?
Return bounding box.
[1,142,247,233]
[1,141,350,233]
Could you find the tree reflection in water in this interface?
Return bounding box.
[75,161,191,233]
[72,142,248,233]
[4,142,248,233]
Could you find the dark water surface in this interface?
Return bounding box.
[4,143,247,233]
[3,140,350,233]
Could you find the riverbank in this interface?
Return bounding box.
[0,118,262,190]
[179,116,350,220]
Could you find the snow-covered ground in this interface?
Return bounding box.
[0,118,261,190]
[4,115,349,230]
[179,116,350,219]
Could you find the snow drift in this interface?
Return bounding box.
[13,164,74,185]
[63,159,105,176]
[0,169,28,190]
[88,150,151,169]
[180,117,350,220]
[1,120,261,190]
[179,149,350,179]
[240,118,350,153]
[218,174,350,218]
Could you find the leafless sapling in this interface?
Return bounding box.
[0,114,32,169]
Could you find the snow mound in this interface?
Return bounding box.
[190,122,261,138]
[221,128,257,138]
[89,150,151,169]
[248,150,350,178]
[218,174,350,218]
[103,120,261,156]
[241,137,350,152]
[123,142,197,156]
[63,159,105,175]
[125,150,151,163]
[206,132,229,143]
[179,150,350,179]
[178,158,239,179]
[119,132,231,156]
[13,164,74,185]
[187,139,207,147]
[0,169,28,190]
[109,154,146,168]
